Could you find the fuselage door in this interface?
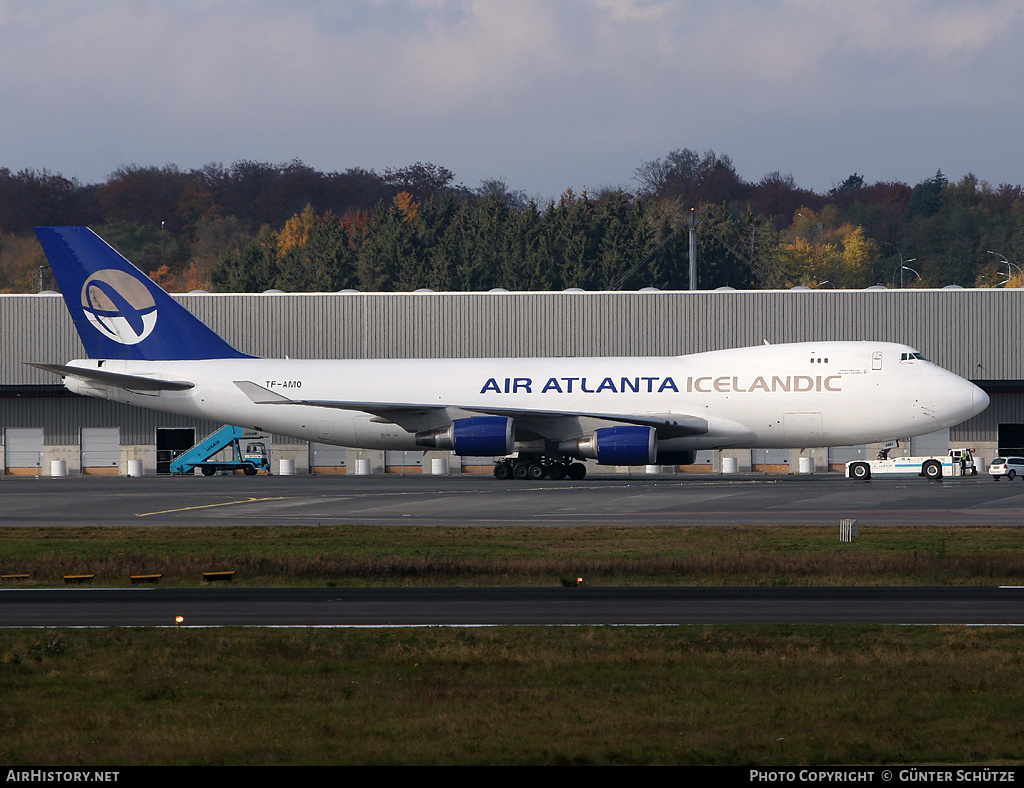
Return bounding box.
[872,351,883,371]
[783,411,824,445]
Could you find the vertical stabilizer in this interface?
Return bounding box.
[35,227,250,360]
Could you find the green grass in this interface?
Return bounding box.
[3,524,1024,586]
[5,525,1024,765]
[2,625,1024,765]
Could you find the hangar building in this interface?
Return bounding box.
[0,287,1018,475]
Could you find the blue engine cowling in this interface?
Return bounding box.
[563,425,657,466]
[415,416,514,456]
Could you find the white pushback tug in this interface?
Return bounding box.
[846,447,976,480]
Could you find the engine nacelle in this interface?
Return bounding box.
[559,425,656,466]
[416,416,513,456]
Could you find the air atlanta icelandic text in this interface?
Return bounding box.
[479,375,843,395]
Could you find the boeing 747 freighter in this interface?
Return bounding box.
[32,227,988,479]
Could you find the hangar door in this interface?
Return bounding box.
[309,442,347,474]
[998,424,1024,456]
[156,427,196,474]
[909,429,949,456]
[751,448,789,472]
[4,428,43,475]
[81,428,120,475]
[385,450,423,474]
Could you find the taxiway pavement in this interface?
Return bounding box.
[1,471,1023,527]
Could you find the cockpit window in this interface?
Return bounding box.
[900,352,928,362]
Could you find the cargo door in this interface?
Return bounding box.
[783,411,824,446]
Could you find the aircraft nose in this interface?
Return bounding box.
[972,382,990,416]
[957,376,989,420]
[927,367,989,426]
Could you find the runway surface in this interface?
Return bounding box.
[3,586,1024,627]
[2,471,1024,527]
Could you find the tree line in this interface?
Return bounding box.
[1,151,1023,293]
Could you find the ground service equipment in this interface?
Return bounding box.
[846,448,976,480]
[169,425,270,476]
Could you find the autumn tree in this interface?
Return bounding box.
[0,231,48,292]
[210,225,279,292]
[634,148,745,206]
[383,162,463,202]
[0,168,97,234]
[776,208,878,288]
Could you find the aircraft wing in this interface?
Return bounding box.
[28,363,195,392]
[233,380,708,439]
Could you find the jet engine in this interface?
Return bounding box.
[559,425,657,466]
[416,416,514,456]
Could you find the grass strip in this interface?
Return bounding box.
[2,625,1023,766]
[2,524,1024,587]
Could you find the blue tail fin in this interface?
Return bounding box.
[36,227,251,360]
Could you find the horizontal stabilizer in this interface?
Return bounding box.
[233,380,451,432]
[28,362,194,391]
[234,381,439,414]
[233,380,292,403]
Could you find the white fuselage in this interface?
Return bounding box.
[57,341,988,454]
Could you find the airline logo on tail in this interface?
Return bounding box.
[80,269,158,345]
[36,226,251,361]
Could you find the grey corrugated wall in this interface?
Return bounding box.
[2,288,1018,446]
[4,288,1018,381]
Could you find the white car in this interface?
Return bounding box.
[990,457,1024,480]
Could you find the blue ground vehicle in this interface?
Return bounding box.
[169,425,270,476]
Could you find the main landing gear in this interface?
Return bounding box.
[493,454,587,481]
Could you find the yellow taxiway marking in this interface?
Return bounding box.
[137,497,286,517]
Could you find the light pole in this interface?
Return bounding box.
[987,251,1022,286]
[892,261,919,288]
[887,245,917,288]
[688,208,698,291]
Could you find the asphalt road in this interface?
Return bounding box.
[1,471,1023,527]
[3,586,1024,627]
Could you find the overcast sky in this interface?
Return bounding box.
[3,0,1023,200]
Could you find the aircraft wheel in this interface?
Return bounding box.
[923,460,942,480]
[201,466,216,476]
[513,462,530,480]
[547,464,567,480]
[527,463,546,480]
[493,462,512,480]
[566,463,587,480]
